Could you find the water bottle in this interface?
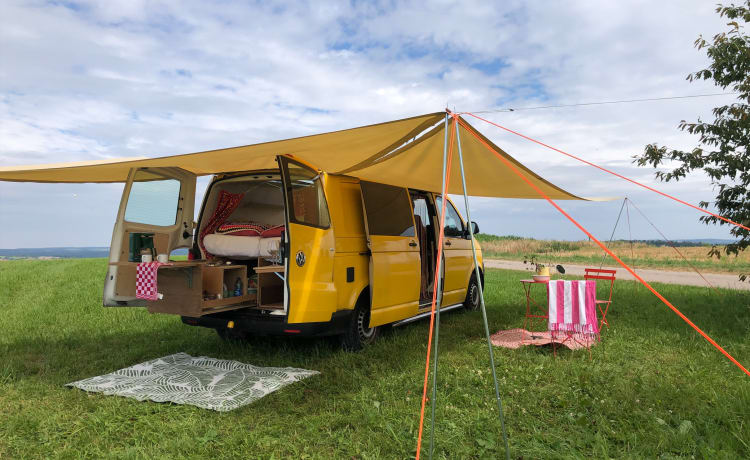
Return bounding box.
[234,277,243,297]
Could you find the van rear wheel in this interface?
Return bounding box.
[341,300,379,351]
[464,274,481,311]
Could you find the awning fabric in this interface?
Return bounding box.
[0,112,586,199]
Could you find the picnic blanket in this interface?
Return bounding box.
[67,353,319,412]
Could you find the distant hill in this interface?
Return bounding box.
[673,238,739,245]
[0,238,738,260]
[0,247,188,259]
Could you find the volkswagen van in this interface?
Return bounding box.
[104,155,483,349]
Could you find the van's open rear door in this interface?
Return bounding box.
[278,156,337,321]
[359,181,420,326]
[103,167,196,306]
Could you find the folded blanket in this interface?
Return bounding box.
[216,222,270,236]
[216,222,285,238]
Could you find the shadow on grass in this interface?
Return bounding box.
[1,311,476,390]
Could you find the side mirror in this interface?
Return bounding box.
[471,221,480,235]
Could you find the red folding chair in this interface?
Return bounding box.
[584,268,616,329]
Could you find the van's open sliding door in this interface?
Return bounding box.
[359,181,421,327]
[103,167,196,306]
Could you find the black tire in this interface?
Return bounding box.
[340,298,379,351]
[464,274,481,311]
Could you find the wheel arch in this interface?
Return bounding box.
[355,285,371,309]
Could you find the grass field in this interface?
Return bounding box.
[476,234,750,275]
[1,259,749,458]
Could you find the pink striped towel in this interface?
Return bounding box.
[547,280,599,336]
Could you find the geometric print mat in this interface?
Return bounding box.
[67,352,319,412]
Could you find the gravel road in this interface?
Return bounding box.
[485,259,750,291]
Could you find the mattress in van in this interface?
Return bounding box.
[203,234,280,259]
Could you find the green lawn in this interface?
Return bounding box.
[1,259,749,458]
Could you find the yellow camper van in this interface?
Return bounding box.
[103,155,483,349]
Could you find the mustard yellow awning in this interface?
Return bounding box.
[0,112,587,199]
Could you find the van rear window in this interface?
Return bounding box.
[282,161,331,228]
[360,182,415,237]
[124,170,181,226]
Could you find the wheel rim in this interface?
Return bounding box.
[469,283,480,309]
[357,309,375,340]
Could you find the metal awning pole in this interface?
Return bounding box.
[428,112,450,459]
[454,116,510,460]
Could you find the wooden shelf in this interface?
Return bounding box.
[256,302,284,310]
[201,293,256,310]
[254,264,284,273]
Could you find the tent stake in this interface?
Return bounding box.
[428,113,450,459]
[454,116,511,460]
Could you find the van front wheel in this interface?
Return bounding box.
[464,274,481,311]
[341,301,379,351]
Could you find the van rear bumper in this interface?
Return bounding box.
[180,310,352,337]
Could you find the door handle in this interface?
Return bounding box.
[445,240,452,246]
[409,240,418,247]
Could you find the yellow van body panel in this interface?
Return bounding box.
[324,175,370,314]
[286,221,338,324]
[368,235,421,326]
[298,175,480,326]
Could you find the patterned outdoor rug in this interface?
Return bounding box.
[490,328,597,350]
[67,352,319,412]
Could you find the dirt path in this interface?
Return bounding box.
[485,259,750,291]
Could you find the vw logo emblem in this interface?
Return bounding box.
[295,251,305,267]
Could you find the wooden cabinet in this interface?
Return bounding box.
[254,259,284,309]
[112,259,285,317]
[200,265,256,310]
[143,262,256,316]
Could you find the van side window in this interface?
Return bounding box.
[435,196,464,238]
[361,182,415,237]
[283,161,331,228]
[124,170,181,226]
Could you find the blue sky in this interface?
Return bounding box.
[0,0,739,248]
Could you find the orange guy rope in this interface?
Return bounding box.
[463,112,750,233]
[416,117,456,460]
[455,116,750,378]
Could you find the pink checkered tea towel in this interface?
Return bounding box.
[136,262,171,300]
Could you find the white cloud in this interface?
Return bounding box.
[0,0,739,247]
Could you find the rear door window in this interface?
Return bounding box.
[280,159,331,228]
[124,170,182,226]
